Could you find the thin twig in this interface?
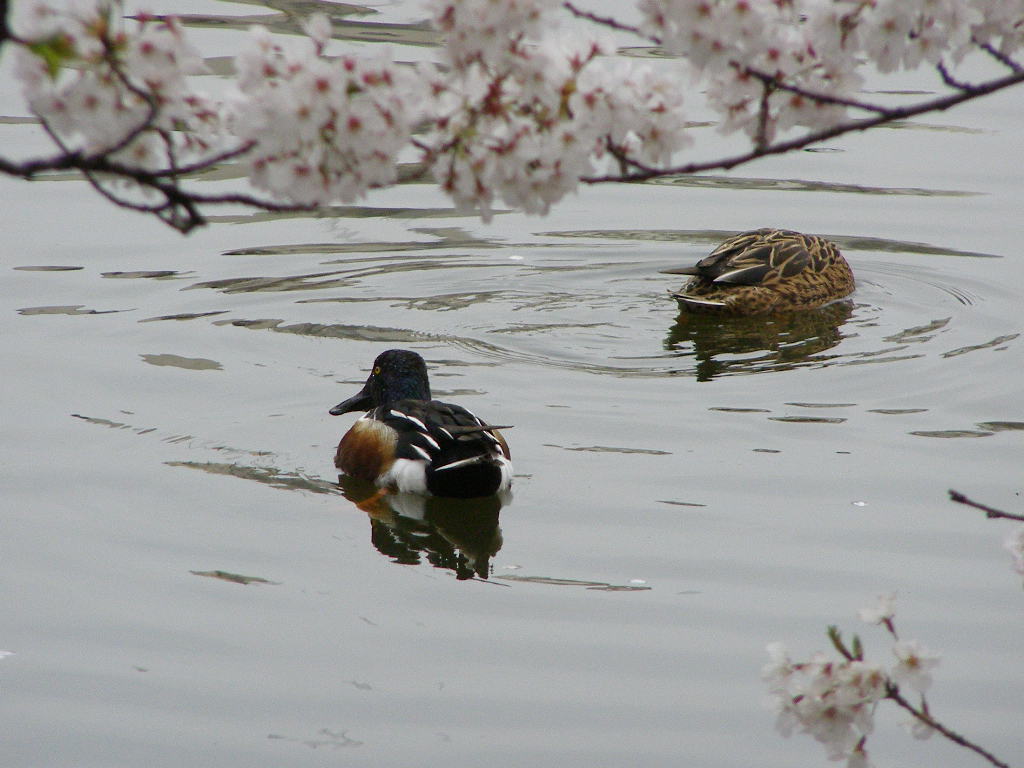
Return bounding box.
[1,148,318,232]
[949,490,1024,522]
[562,1,649,38]
[742,64,890,114]
[149,141,256,178]
[937,62,978,92]
[975,38,1024,73]
[886,683,1011,768]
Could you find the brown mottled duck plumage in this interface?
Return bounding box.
[666,228,855,315]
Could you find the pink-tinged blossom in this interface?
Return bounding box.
[891,639,941,694]
[858,592,897,627]
[12,0,1024,220]
[860,0,915,72]
[763,643,886,765]
[426,0,560,71]
[903,713,937,740]
[13,1,221,168]
[230,28,422,205]
[972,0,1024,57]
[423,6,692,218]
[637,0,1024,141]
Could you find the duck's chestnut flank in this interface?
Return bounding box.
[329,349,512,498]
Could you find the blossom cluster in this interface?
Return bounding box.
[763,643,885,765]
[230,19,423,205]
[639,0,1024,142]
[764,594,941,768]
[429,0,557,71]
[422,0,692,218]
[12,0,221,169]
[8,0,1024,219]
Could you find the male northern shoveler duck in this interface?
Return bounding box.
[664,228,855,315]
[329,349,512,498]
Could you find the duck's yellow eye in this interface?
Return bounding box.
[373,366,381,375]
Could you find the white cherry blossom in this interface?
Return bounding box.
[10,0,1024,224]
[903,713,937,740]
[421,12,692,218]
[230,30,422,205]
[763,643,886,764]
[12,1,220,169]
[858,592,897,627]
[891,639,941,694]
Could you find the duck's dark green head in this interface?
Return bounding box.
[329,349,432,415]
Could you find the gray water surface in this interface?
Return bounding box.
[1,3,1022,767]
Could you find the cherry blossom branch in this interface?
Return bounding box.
[582,66,1024,183]
[565,0,906,119]
[33,106,180,226]
[4,0,1024,230]
[771,598,1013,768]
[885,683,1012,768]
[949,490,1024,522]
[567,0,1024,176]
[565,0,946,118]
[0,146,316,232]
[832,621,1010,768]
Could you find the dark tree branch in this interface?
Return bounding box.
[150,142,256,177]
[582,67,1024,183]
[886,683,1012,768]
[5,3,1024,232]
[949,490,1024,522]
[0,145,317,233]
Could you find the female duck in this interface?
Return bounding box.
[665,228,855,315]
[329,349,512,498]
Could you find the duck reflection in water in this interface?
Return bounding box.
[665,301,854,381]
[339,476,506,580]
[660,229,857,379]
